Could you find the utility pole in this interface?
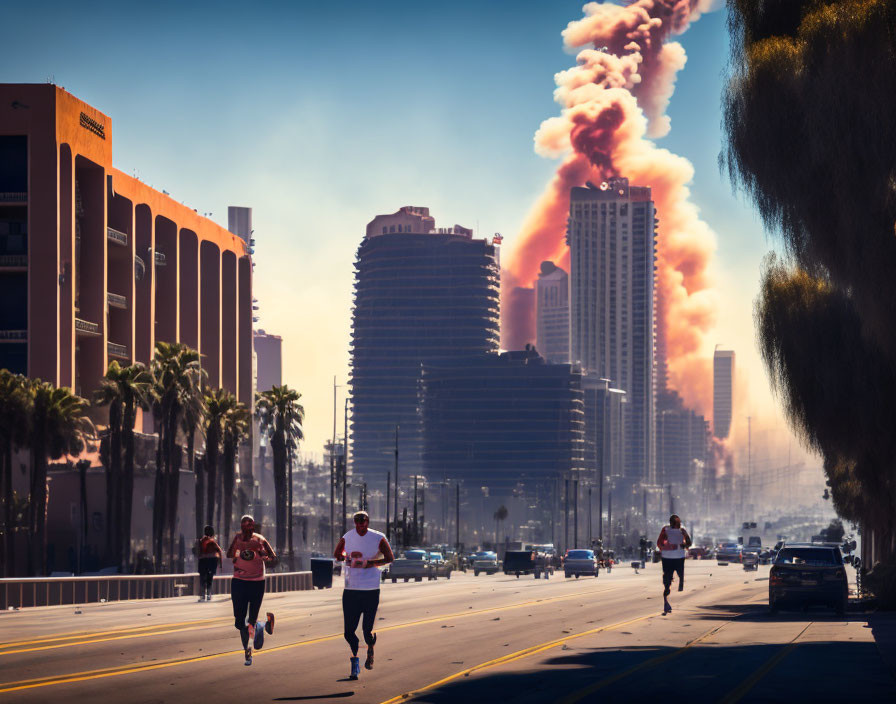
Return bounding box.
[393,425,399,542]
[413,474,418,545]
[330,376,339,547]
[564,478,569,553]
[386,471,391,540]
[455,481,460,554]
[747,415,752,511]
[342,397,349,535]
[588,485,593,547]
[573,478,579,548]
[607,491,613,546]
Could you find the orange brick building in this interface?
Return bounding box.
[0,85,253,423]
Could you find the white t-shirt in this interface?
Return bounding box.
[343,528,388,591]
[660,526,687,560]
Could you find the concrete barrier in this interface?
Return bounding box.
[0,571,313,609]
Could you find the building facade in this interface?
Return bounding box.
[350,206,500,484]
[657,389,709,487]
[535,261,569,364]
[422,347,586,490]
[713,348,734,440]
[0,85,253,423]
[582,374,626,486]
[567,178,656,483]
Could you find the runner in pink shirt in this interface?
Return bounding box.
[227,515,277,665]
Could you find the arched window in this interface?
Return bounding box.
[382,226,387,234]
[390,225,395,233]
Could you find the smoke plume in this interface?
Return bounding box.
[503,0,719,414]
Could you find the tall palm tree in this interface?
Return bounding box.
[94,361,153,570]
[151,342,204,572]
[256,385,304,557]
[0,370,29,576]
[494,505,508,549]
[203,387,234,535]
[26,381,93,575]
[182,394,206,545]
[222,400,251,537]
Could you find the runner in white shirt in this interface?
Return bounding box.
[656,514,691,614]
[333,510,394,680]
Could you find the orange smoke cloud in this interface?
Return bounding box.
[502,0,719,415]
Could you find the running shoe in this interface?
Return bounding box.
[663,599,672,614]
[254,620,265,650]
[349,656,360,680]
[244,647,253,666]
[265,612,275,635]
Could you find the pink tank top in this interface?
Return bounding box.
[232,533,268,581]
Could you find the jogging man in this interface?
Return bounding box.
[333,510,394,680]
[197,525,222,602]
[657,514,691,614]
[227,515,276,665]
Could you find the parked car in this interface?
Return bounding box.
[563,548,598,578]
[769,543,848,614]
[742,549,760,571]
[472,551,500,576]
[716,542,743,565]
[428,551,453,579]
[386,549,436,582]
[688,546,708,559]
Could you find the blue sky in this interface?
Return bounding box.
[4,1,802,471]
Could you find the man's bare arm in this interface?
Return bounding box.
[365,539,395,567]
[333,537,346,561]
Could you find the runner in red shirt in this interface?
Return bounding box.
[227,515,277,665]
[197,525,222,602]
[657,514,691,614]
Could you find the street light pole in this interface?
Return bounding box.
[394,425,399,543]
[330,376,339,547]
[342,397,349,535]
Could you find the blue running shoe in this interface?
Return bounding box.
[244,647,253,666]
[349,656,361,680]
[254,620,265,650]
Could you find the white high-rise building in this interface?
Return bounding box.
[568,178,656,483]
[713,348,735,440]
[535,261,569,364]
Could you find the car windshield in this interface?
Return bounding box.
[775,548,840,566]
[567,550,593,559]
[430,553,442,560]
[721,543,740,549]
[405,551,427,560]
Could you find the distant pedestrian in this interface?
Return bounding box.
[197,525,222,602]
[333,511,394,680]
[657,514,691,614]
[227,515,277,665]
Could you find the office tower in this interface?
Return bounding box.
[582,374,626,484]
[713,348,735,439]
[422,347,586,490]
[567,177,656,483]
[535,261,569,363]
[0,84,253,418]
[254,329,282,394]
[350,206,500,483]
[228,206,252,244]
[657,389,709,486]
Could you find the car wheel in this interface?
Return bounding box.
[474,570,480,576]
[391,578,397,583]
[446,571,451,580]
[415,577,423,582]
[565,572,570,578]
[404,578,409,582]
[575,573,580,579]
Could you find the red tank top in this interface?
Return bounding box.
[199,537,220,557]
[232,533,268,581]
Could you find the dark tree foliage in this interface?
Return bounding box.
[726,0,896,585]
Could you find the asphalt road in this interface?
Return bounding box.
[0,561,892,703]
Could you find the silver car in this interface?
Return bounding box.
[564,548,598,578]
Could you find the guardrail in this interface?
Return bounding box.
[0,571,313,609]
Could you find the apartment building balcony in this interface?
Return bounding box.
[0,254,27,268]
[108,292,127,309]
[0,192,27,205]
[0,330,27,341]
[134,255,146,280]
[75,318,100,336]
[107,341,128,359]
[154,251,166,266]
[107,227,128,247]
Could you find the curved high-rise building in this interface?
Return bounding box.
[350,206,500,485]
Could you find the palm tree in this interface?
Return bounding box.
[0,371,29,576]
[256,385,304,557]
[94,361,153,570]
[222,400,251,537]
[26,381,93,575]
[203,387,234,535]
[151,342,204,572]
[181,384,206,544]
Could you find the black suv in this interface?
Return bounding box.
[769,543,848,614]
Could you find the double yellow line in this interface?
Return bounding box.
[0,584,625,694]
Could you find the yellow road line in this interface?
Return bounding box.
[718,623,812,704]
[556,621,734,704]
[380,579,758,704]
[0,584,627,693]
[378,613,657,704]
[0,616,227,648]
